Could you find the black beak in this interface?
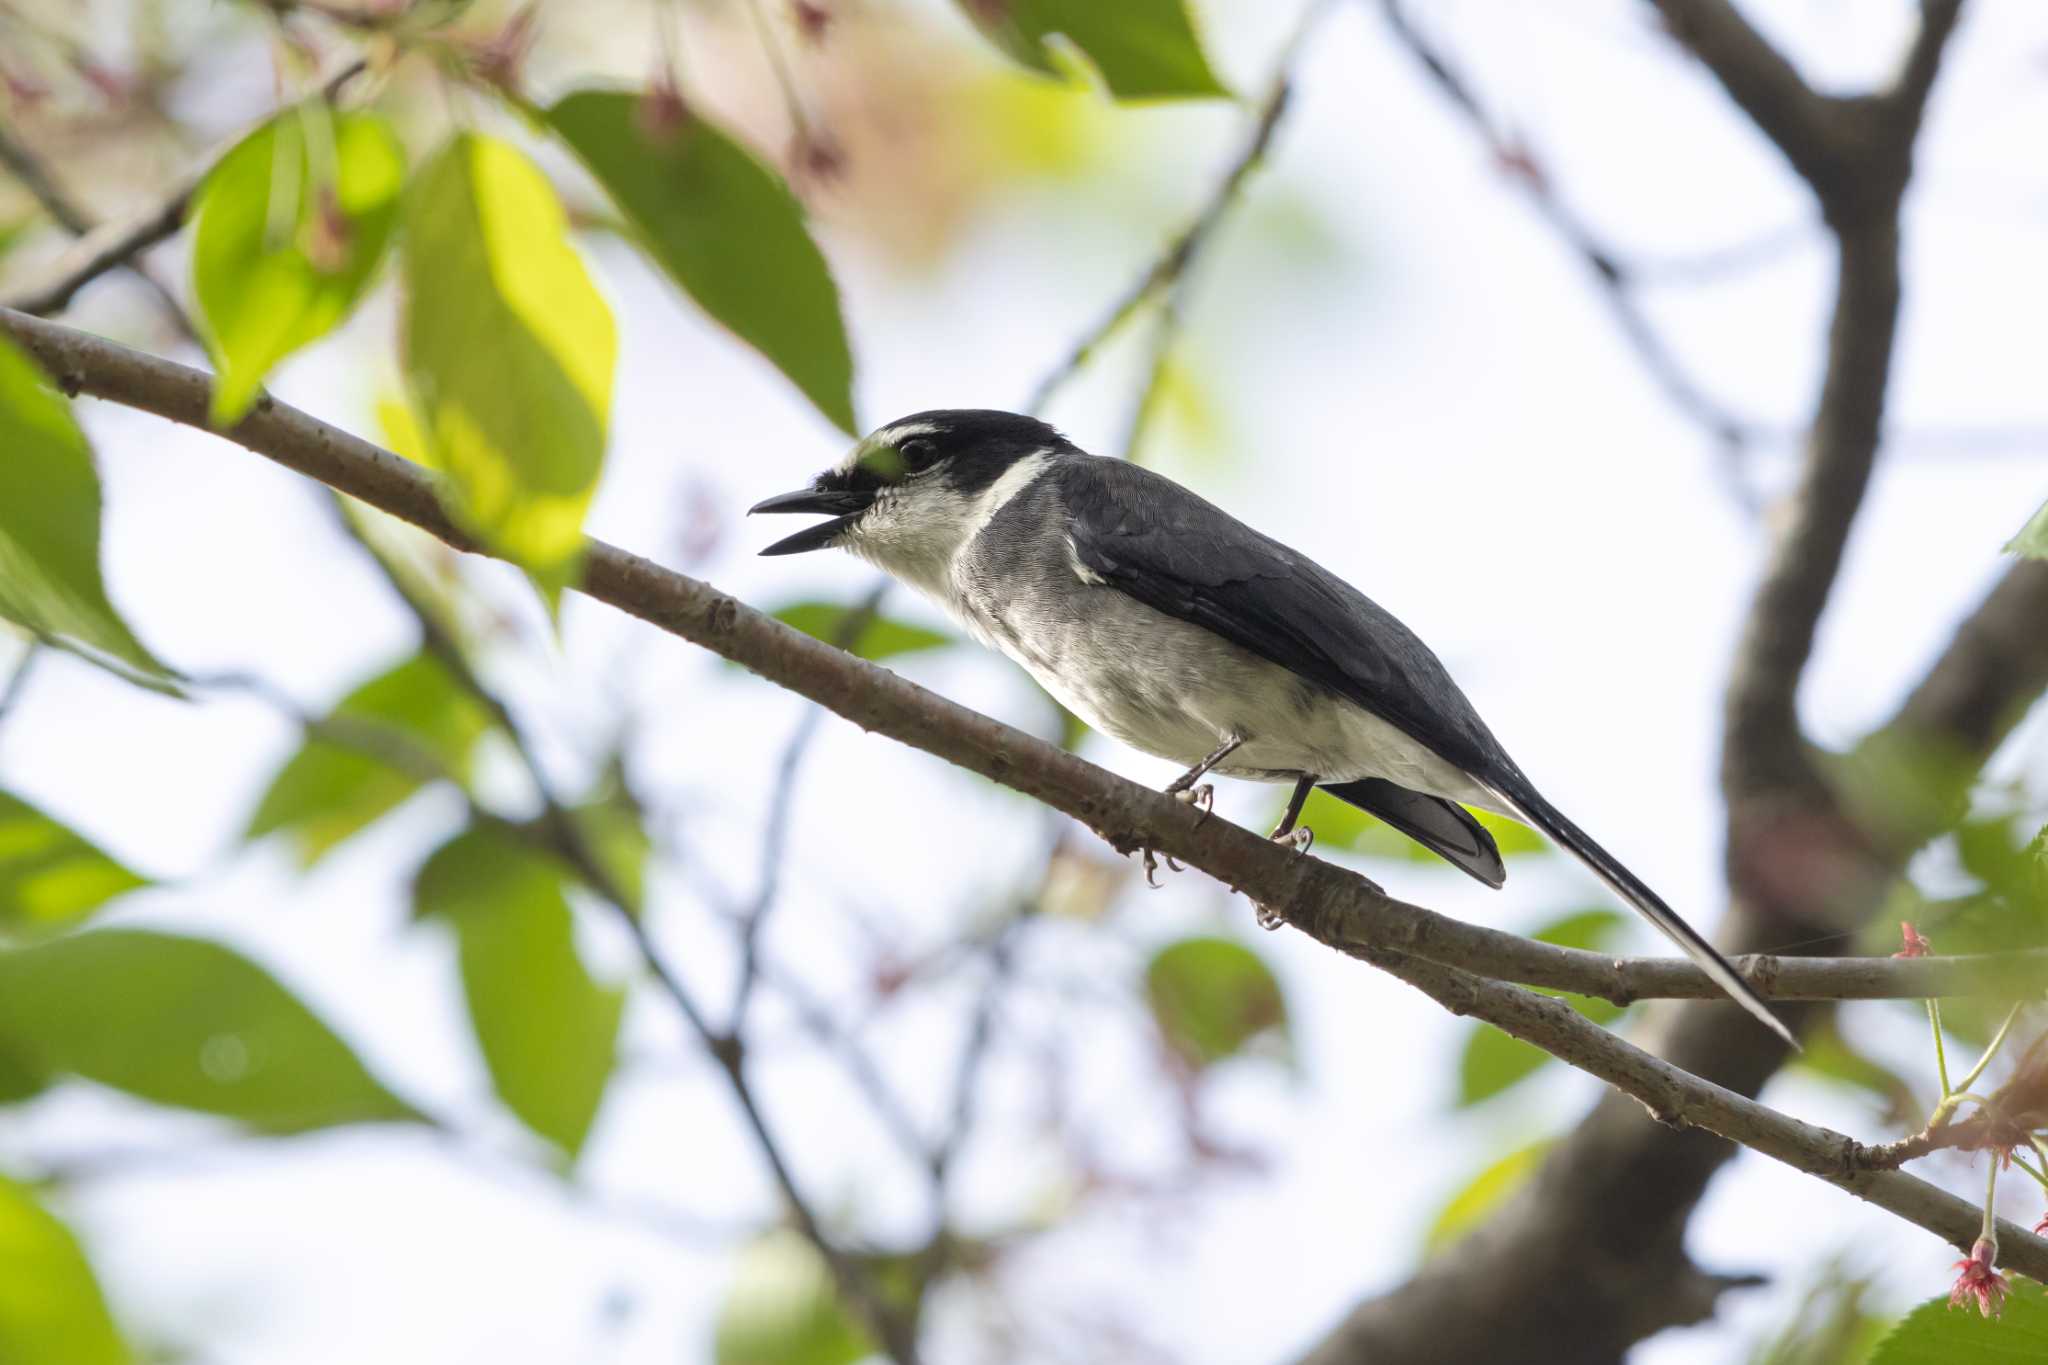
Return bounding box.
[748,486,875,556]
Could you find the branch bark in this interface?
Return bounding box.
[5,306,2046,1339]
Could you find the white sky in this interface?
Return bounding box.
[3,1,2048,1361]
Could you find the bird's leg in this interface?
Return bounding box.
[1268,774,1317,852]
[1144,734,1245,885]
[1255,775,1320,930]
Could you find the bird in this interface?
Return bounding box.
[750,409,1793,1046]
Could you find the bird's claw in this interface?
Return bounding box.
[1173,783,1215,821]
[1273,825,1314,855]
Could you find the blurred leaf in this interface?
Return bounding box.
[0,1174,130,1365]
[958,0,1229,100]
[192,106,405,424]
[572,779,653,912]
[1455,909,1626,1106]
[0,1037,47,1104]
[1144,935,1289,1071]
[2007,497,2048,560]
[1793,1020,1917,1125]
[416,826,622,1160]
[715,1229,870,1365]
[1475,809,1548,858]
[402,131,615,604]
[0,336,167,681]
[548,91,857,435]
[1273,789,1550,864]
[1751,1257,1889,1365]
[1868,1279,2048,1362]
[767,601,954,662]
[1423,1139,1552,1256]
[0,929,417,1130]
[0,218,31,261]
[246,652,489,868]
[0,790,147,932]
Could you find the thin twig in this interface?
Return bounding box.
[1,57,367,320]
[327,502,921,1363]
[1026,0,1332,418]
[731,580,889,1025]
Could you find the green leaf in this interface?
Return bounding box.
[401,132,616,603]
[246,651,489,868]
[0,790,147,932]
[0,337,166,679]
[2006,496,2048,560]
[1474,808,1548,858]
[1422,1139,1552,1255]
[1143,935,1289,1071]
[1869,1279,2048,1363]
[192,106,405,424]
[0,1175,131,1365]
[958,0,1229,99]
[546,90,856,434]
[1455,909,1626,1106]
[0,929,417,1131]
[714,1229,870,1365]
[415,826,623,1160]
[768,600,954,662]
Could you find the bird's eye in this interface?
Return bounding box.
[899,438,938,471]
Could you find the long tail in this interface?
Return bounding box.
[1490,780,1796,1049]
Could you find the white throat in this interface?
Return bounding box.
[843,450,1054,602]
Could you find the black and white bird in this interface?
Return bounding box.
[751,409,1791,1045]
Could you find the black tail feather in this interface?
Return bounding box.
[1491,780,1796,1048]
[1320,778,1506,889]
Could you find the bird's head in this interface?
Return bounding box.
[751,409,1076,586]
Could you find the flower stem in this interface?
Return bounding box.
[1929,998,1954,1098]
[1984,1154,2001,1248]
[1955,1002,2024,1096]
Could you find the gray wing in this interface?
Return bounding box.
[1057,457,1513,780]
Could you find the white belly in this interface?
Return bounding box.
[936,572,1505,813]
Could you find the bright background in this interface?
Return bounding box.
[2,0,2046,1361]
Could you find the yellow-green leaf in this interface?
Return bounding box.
[769,600,954,663]
[0,1175,130,1365]
[0,929,418,1131]
[192,106,405,424]
[1422,1139,1552,1255]
[547,90,856,434]
[714,1230,870,1365]
[246,652,489,869]
[401,132,616,602]
[0,790,147,932]
[958,0,1229,100]
[2006,496,2048,560]
[0,337,166,680]
[1143,935,1289,1071]
[1454,909,1626,1106]
[415,826,623,1160]
[1869,1278,2048,1362]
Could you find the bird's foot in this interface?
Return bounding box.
[1272,825,1314,855]
[1141,845,1183,888]
[1173,782,1215,816]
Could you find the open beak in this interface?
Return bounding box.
[748,486,875,556]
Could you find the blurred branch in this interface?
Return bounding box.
[1025,0,1332,419]
[1378,0,1775,507]
[1313,6,1989,1359]
[14,305,2048,1298]
[730,580,889,1026]
[0,117,197,340]
[329,508,924,1365]
[0,56,367,321]
[0,639,37,725]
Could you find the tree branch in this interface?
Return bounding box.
[6,305,2043,1309]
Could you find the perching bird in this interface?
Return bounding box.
[751,409,1792,1045]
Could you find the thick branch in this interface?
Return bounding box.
[4,305,2041,1306]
